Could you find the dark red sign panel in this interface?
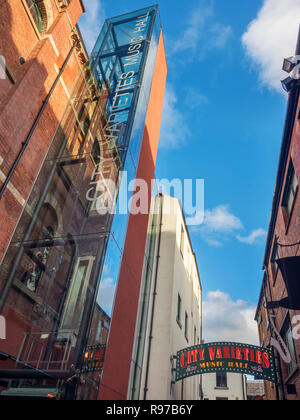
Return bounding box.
[81,345,106,373]
[176,342,276,383]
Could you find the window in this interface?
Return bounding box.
[216,372,227,388]
[25,0,43,33]
[184,311,188,341]
[177,294,182,327]
[216,397,228,400]
[60,256,95,332]
[281,316,298,378]
[282,160,298,222]
[194,327,197,345]
[271,241,280,282]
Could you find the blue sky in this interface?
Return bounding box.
[78,0,300,344]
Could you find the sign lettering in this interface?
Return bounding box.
[81,344,106,373]
[176,342,276,383]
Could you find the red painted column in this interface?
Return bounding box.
[99,31,167,400]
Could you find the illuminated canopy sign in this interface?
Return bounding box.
[176,342,276,383]
[81,345,106,373]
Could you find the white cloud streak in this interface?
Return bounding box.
[193,205,266,247]
[97,277,116,314]
[237,228,267,245]
[203,205,243,233]
[193,205,243,246]
[171,0,233,60]
[159,83,191,149]
[202,291,259,345]
[242,0,300,93]
[78,0,106,53]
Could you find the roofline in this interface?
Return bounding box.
[105,4,159,25]
[79,0,85,13]
[75,23,89,57]
[157,193,203,292]
[255,272,267,321]
[262,26,300,269]
[178,197,202,292]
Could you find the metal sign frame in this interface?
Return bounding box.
[176,342,276,383]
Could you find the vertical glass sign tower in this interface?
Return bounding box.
[0,5,167,400]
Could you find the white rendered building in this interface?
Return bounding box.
[128,194,202,400]
[201,372,247,400]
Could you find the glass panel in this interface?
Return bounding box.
[25,0,42,33]
[0,5,161,400]
[0,63,112,377]
[291,172,298,194]
[60,257,95,331]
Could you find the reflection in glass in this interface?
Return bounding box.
[0,5,161,401]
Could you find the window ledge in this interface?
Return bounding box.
[13,279,41,303]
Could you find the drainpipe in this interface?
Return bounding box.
[143,193,163,400]
[242,374,246,400]
[0,39,80,200]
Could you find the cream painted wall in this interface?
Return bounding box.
[135,195,202,400]
[202,373,247,400]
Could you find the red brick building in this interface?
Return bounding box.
[0,3,167,400]
[0,0,93,398]
[256,29,300,400]
[0,0,86,264]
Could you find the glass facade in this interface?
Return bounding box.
[0,5,161,400]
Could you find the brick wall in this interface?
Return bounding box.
[0,0,85,264]
[257,92,300,400]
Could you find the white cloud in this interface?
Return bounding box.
[78,0,106,53]
[172,1,214,55]
[97,277,116,314]
[210,24,233,49]
[184,87,209,109]
[203,205,243,233]
[242,0,300,93]
[193,205,267,247]
[159,84,191,149]
[206,239,223,247]
[192,205,243,247]
[237,228,267,245]
[202,291,259,345]
[171,0,233,59]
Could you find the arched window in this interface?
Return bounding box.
[24,0,53,36]
[25,0,43,33]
